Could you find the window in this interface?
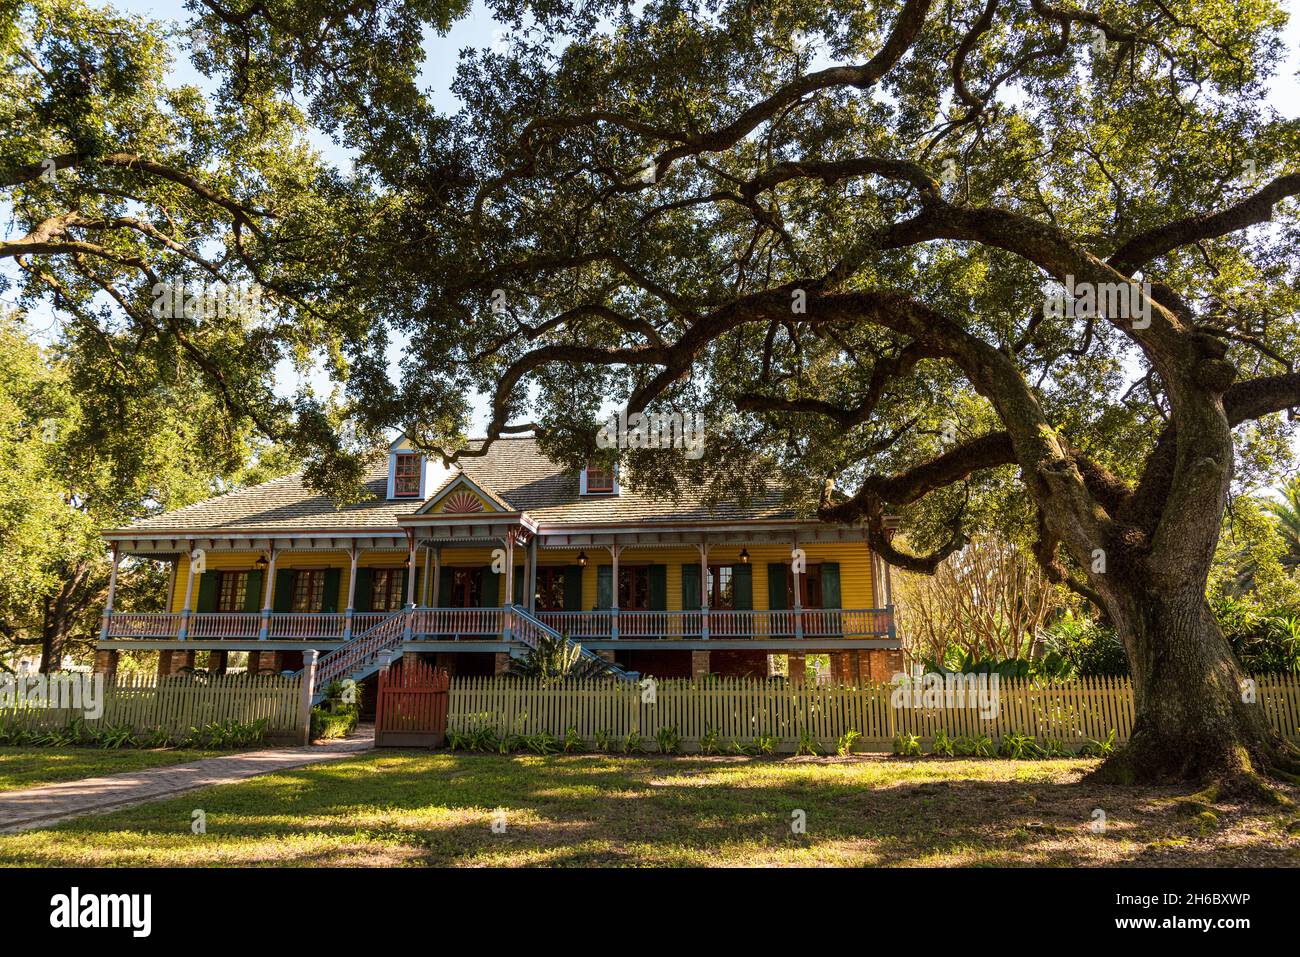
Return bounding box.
[618,566,650,610]
[370,568,405,611]
[449,568,482,607]
[584,465,615,494]
[706,565,735,609]
[785,564,823,609]
[217,571,249,612]
[291,570,325,612]
[394,454,422,497]
[535,567,567,611]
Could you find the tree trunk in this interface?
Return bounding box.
[1097,580,1297,788]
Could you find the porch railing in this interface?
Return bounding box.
[103,606,894,641]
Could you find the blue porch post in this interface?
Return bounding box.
[177,544,200,641]
[342,544,359,641]
[98,543,121,641]
[258,547,278,640]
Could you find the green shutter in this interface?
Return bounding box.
[767,563,788,610]
[438,566,453,607]
[481,568,499,607]
[821,562,842,609]
[681,564,701,611]
[648,564,667,610]
[353,568,373,612]
[563,566,584,611]
[273,569,294,613]
[196,571,219,612]
[321,568,341,613]
[243,570,264,613]
[733,564,753,610]
[596,566,612,609]
[513,566,525,605]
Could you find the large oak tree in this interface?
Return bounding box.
[9,0,1300,789]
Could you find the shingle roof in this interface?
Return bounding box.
[124,438,797,532]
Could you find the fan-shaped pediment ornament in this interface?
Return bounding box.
[442,491,485,513]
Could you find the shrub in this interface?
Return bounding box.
[311,707,358,740]
[892,733,922,756]
[700,726,721,755]
[655,726,681,754]
[931,729,955,757]
[562,726,584,753]
[954,733,995,757]
[795,729,820,756]
[622,731,646,754]
[1042,611,1129,677]
[836,729,861,756]
[1078,729,1118,758]
[998,732,1042,760]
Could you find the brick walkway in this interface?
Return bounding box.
[0,729,374,833]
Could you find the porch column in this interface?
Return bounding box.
[528,536,538,612]
[177,543,199,641]
[791,540,804,641]
[403,531,417,640]
[503,533,515,641]
[421,544,433,607]
[698,543,710,640]
[609,544,621,641]
[258,547,279,640]
[342,544,360,640]
[99,543,121,641]
[431,545,442,607]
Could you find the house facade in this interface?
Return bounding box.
[93,436,902,688]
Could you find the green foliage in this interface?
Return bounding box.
[562,726,584,753]
[892,733,922,757]
[508,633,614,681]
[310,706,358,740]
[593,729,612,753]
[795,729,821,756]
[1041,612,1130,677]
[655,726,681,755]
[1213,595,1300,674]
[622,731,645,755]
[998,732,1043,760]
[931,729,955,757]
[954,734,996,758]
[1078,729,1118,758]
[835,729,861,756]
[922,649,1072,680]
[179,718,268,749]
[525,731,560,756]
[700,726,720,755]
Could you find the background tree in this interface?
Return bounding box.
[0,308,293,671]
[1263,476,1300,570]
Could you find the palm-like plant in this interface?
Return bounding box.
[508,632,613,681]
[1264,477,1300,570]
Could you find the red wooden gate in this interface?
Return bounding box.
[375,658,450,747]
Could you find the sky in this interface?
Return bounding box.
[5,0,1300,440]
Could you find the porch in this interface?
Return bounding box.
[101,604,898,648]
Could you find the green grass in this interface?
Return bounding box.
[0,747,216,793]
[1,751,1298,867]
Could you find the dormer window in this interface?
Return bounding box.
[582,464,618,495]
[393,453,422,497]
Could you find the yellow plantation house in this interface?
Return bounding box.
[94,436,901,689]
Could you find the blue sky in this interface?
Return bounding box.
[6,0,1300,439]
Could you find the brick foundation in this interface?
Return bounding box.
[787,653,806,685]
[158,649,195,677]
[92,649,118,677]
[690,650,710,681]
[862,648,905,684]
[434,652,458,677]
[246,650,282,674]
[207,650,229,675]
[493,651,511,676]
[710,650,771,679]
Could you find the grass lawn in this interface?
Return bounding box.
[1,750,1298,867]
[0,747,217,793]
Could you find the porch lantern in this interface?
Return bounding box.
[254,554,269,570]
[739,547,750,564]
[577,551,588,567]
